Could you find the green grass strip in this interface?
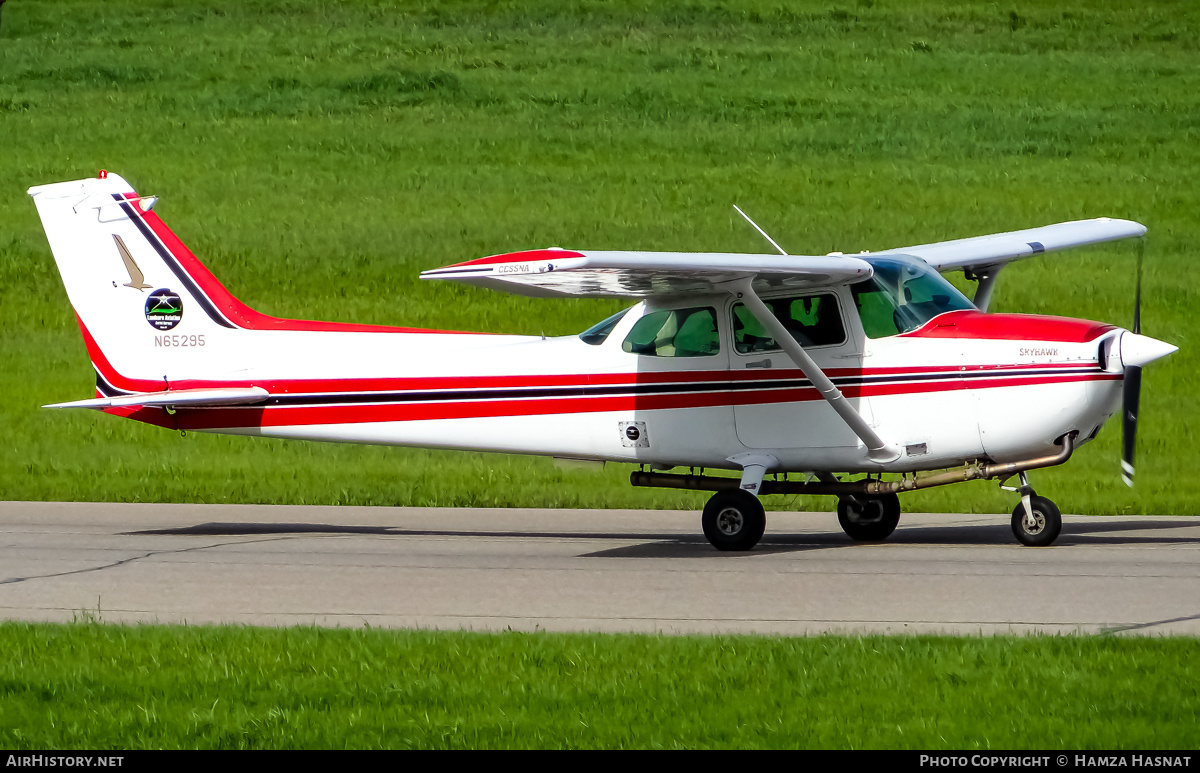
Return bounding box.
[1,621,1197,749]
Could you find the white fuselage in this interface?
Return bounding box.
[28,171,1126,477]
[99,289,1123,475]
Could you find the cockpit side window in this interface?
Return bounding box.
[579,308,629,345]
[852,281,906,338]
[731,293,846,353]
[621,306,720,357]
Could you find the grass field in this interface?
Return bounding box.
[2,621,1197,749]
[3,3,1199,752]
[2,0,1197,515]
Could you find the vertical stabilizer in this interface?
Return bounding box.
[28,172,245,395]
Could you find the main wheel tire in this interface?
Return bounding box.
[702,490,766,551]
[837,493,901,541]
[1011,495,1062,547]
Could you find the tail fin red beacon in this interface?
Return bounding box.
[28,171,440,411]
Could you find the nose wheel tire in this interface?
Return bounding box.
[837,493,901,541]
[1011,495,1062,547]
[702,490,766,551]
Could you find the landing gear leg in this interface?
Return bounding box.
[1009,472,1062,547]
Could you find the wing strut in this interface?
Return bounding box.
[967,265,1003,312]
[731,278,901,464]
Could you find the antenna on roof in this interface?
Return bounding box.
[732,205,788,256]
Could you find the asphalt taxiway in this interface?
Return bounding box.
[2,501,1198,636]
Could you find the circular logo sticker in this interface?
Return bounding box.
[145,288,183,331]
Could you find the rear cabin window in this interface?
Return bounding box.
[731,293,846,353]
[621,307,720,357]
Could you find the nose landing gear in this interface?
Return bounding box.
[1010,496,1062,546]
[1008,472,1062,546]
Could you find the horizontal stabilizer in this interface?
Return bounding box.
[44,386,269,410]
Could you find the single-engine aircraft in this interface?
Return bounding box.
[29,172,1178,550]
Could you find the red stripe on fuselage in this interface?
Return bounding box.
[112,371,1119,431]
[81,310,1114,427]
[80,307,1100,398]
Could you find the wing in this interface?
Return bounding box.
[875,218,1146,273]
[421,249,874,298]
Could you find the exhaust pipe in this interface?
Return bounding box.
[631,433,1077,497]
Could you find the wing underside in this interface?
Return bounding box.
[878,217,1146,273]
[421,218,1145,299]
[421,249,874,299]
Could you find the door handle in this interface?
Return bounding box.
[745,359,772,369]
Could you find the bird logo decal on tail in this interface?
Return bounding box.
[114,234,152,291]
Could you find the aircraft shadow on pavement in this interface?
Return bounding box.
[126,516,1200,559]
[586,516,1200,556]
[129,521,718,545]
[126,521,818,558]
[131,522,405,536]
[1051,517,1200,546]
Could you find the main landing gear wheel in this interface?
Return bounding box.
[702,490,766,551]
[837,493,901,541]
[1011,495,1062,547]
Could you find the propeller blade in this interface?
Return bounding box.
[1122,364,1141,487]
[1133,238,1143,335]
[1122,237,1144,488]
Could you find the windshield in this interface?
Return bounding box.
[579,308,629,345]
[851,256,975,337]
